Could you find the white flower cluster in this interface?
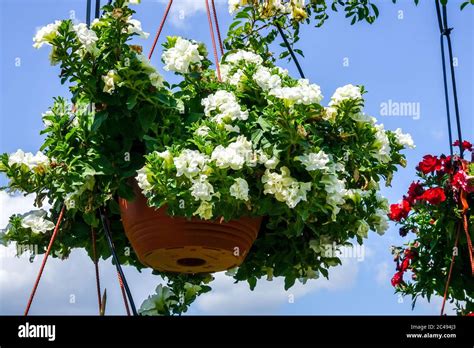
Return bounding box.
[219,64,244,86]
[202,90,248,124]
[225,50,264,65]
[254,66,282,91]
[8,150,49,170]
[174,149,210,179]
[394,128,415,149]
[136,54,164,89]
[190,175,215,202]
[372,124,391,163]
[228,0,308,22]
[136,167,152,195]
[73,23,98,54]
[229,178,249,201]
[269,79,323,105]
[102,69,120,94]
[126,17,149,39]
[296,150,330,171]
[211,136,254,170]
[162,37,203,74]
[329,84,362,106]
[33,21,62,49]
[21,210,55,234]
[262,166,312,208]
[322,174,348,218]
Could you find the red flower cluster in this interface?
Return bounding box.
[388,200,411,221]
[419,187,446,205]
[453,140,473,152]
[417,155,441,174]
[391,249,416,287]
[406,181,424,204]
[391,271,404,287]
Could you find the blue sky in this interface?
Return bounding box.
[0,0,473,315]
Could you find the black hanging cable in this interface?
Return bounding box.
[86,0,92,26]
[435,0,464,158]
[435,0,454,157]
[100,208,138,316]
[275,23,305,79]
[95,0,101,19]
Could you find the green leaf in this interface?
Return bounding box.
[92,111,108,132]
[127,94,138,110]
[138,106,155,132]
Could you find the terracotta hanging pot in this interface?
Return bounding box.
[119,181,262,274]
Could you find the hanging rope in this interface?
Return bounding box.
[117,272,131,316]
[435,0,464,158]
[210,0,224,56]
[148,0,173,59]
[91,228,102,313]
[276,23,305,79]
[205,0,222,81]
[24,206,66,316]
[99,208,138,315]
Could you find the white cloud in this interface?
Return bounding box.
[156,0,207,28]
[194,257,360,314]
[375,261,390,287]
[0,191,37,228]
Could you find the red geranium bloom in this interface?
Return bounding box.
[451,170,468,191]
[439,155,454,174]
[391,271,404,287]
[417,155,441,174]
[420,187,446,205]
[400,258,411,272]
[453,140,473,152]
[466,312,474,316]
[388,200,411,221]
[406,181,424,204]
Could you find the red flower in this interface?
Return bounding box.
[406,181,424,204]
[400,258,411,272]
[451,170,468,191]
[417,155,441,174]
[388,200,411,221]
[439,155,454,174]
[466,312,474,316]
[391,271,404,287]
[420,187,446,205]
[453,140,473,152]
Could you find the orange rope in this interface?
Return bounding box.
[91,227,102,314]
[210,0,224,56]
[205,0,222,82]
[440,223,461,315]
[148,0,173,59]
[24,205,66,316]
[117,272,131,316]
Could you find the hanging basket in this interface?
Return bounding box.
[119,181,262,273]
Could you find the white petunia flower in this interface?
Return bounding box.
[219,64,243,86]
[149,72,164,89]
[33,21,62,49]
[329,84,362,106]
[42,110,54,127]
[262,167,311,208]
[195,126,211,136]
[21,210,55,234]
[73,23,98,53]
[394,128,415,149]
[296,150,330,171]
[8,150,49,170]
[162,37,203,74]
[269,79,323,105]
[211,136,253,170]
[194,201,213,220]
[229,178,249,201]
[102,70,120,94]
[224,124,240,133]
[322,174,347,218]
[224,50,263,65]
[371,124,392,163]
[228,0,241,14]
[127,18,149,39]
[372,208,389,235]
[136,167,152,194]
[264,156,279,169]
[190,175,214,201]
[174,149,209,179]
[254,66,282,91]
[202,90,248,124]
